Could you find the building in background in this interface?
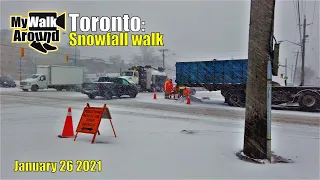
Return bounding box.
[1,29,81,79]
[1,29,145,80]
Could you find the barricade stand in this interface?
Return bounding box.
[74,103,116,144]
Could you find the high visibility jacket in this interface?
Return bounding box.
[164,80,169,91]
[183,88,190,96]
[168,83,173,91]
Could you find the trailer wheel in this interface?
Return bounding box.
[228,91,245,107]
[298,92,319,110]
[56,87,62,91]
[22,89,28,92]
[224,93,231,105]
[191,88,196,95]
[31,85,38,92]
[88,94,96,99]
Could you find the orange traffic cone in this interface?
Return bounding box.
[153,92,157,100]
[58,107,74,138]
[153,89,157,100]
[186,96,191,105]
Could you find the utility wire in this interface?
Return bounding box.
[1,43,142,64]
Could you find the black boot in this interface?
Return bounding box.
[43,43,57,51]
[30,41,47,53]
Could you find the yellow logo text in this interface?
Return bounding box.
[14,160,102,173]
[68,32,164,47]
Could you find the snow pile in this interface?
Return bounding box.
[176,96,203,104]
[1,94,319,179]
[236,151,294,164]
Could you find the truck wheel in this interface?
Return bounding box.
[298,92,319,110]
[129,91,137,98]
[228,92,245,107]
[88,94,96,99]
[224,93,231,105]
[224,97,228,103]
[103,92,112,100]
[65,87,72,91]
[22,89,28,92]
[73,85,81,92]
[31,85,38,92]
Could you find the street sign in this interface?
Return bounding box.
[74,103,116,144]
[284,76,288,80]
[76,105,104,134]
[69,57,76,61]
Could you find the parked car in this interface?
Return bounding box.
[81,77,138,100]
[0,76,16,87]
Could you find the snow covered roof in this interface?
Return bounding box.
[151,70,166,76]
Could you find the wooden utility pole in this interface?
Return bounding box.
[298,14,312,86]
[243,0,276,160]
[293,51,299,84]
[159,49,169,69]
[291,64,294,84]
[300,15,306,86]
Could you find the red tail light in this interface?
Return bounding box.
[98,83,102,89]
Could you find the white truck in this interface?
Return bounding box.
[20,65,84,92]
[120,66,167,92]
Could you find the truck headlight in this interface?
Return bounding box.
[4,82,7,84]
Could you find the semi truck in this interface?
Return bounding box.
[175,59,320,110]
[20,65,84,92]
[120,65,167,92]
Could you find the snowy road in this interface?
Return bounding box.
[1,89,319,126]
[1,90,320,179]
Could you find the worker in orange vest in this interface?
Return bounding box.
[163,78,168,91]
[164,78,170,99]
[183,87,191,97]
[168,79,173,99]
[174,84,180,99]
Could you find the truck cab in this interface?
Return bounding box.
[120,70,139,85]
[150,70,167,92]
[20,74,48,91]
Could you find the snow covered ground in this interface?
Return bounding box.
[1,87,319,122]
[1,88,319,179]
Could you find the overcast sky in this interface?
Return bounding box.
[1,0,319,78]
